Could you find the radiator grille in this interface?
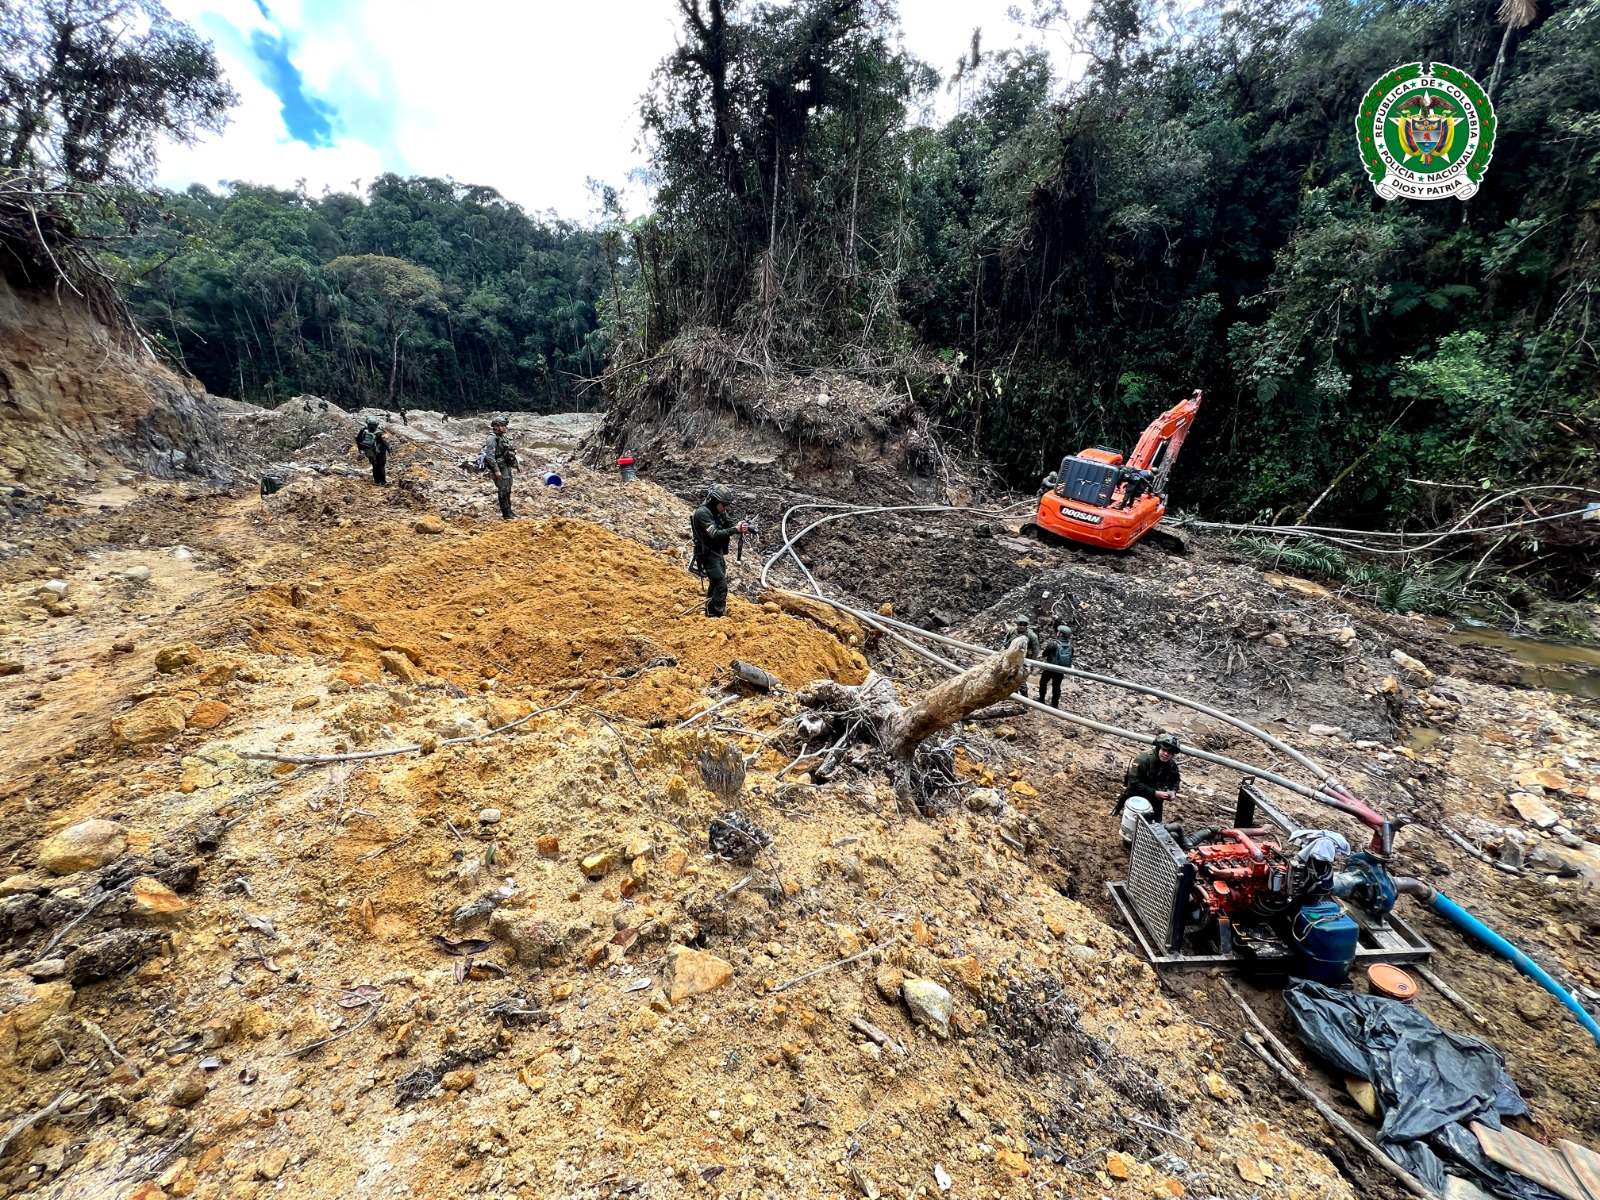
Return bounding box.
[1127,818,1193,954]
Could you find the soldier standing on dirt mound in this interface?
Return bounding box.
[690,484,748,618]
[482,416,519,520]
[355,417,390,485]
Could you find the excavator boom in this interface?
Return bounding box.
[1127,389,1203,493]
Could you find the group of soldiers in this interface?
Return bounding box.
[355,413,521,520]
[352,430,1184,820]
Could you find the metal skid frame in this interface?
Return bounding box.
[1108,801,1434,973]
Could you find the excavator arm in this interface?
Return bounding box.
[1126,389,1202,495]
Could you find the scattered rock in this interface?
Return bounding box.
[1508,793,1560,829]
[167,1069,207,1108]
[581,848,622,878]
[39,818,127,875]
[440,1067,476,1092]
[0,874,48,896]
[1262,632,1289,648]
[1203,1071,1236,1101]
[112,698,186,745]
[478,808,502,825]
[1236,1157,1269,1185]
[379,651,417,683]
[486,697,531,729]
[64,929,168,984]
[1389,649,1433,681]
[994,1148,1030,1177]
[154,642,202,674]
[255,1148,291,1180]
[0,975,74,1065]
[185,700,231,731]
[291,694,320,711]
[414,515,445,534]
[875,964,905,1003]
[536,835,560,857]
[901,978,953,1039]
[0,662,22,677]
[1307,723,1343,738]
[664,946,734,1003]
[130,876,188,917]
[123,565,151,583]
[1514,767,1571,793]
[490,912,582,967]
[1106,1151,1134,1180]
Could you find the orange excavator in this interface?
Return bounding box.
[1023,389,1202,551]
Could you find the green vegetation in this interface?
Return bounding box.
[623,0,1598,583]
[115,178,611,413]
[1,0,1595,590]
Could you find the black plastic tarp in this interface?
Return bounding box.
[1283,982,1563,1200]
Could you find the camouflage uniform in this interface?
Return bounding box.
[1115,747,1181,822]
[483,426,518,519]
[355,422,390,485]
[691,501,736,617]
[1038,629,1074,707]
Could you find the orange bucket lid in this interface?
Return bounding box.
[1367,964,1418,1000]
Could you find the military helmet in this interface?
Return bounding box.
[1057,624,1071,636]
[490,414,509,427]
[366,417,379,429]
[708,484,734,506]
[1154,733,1181,754]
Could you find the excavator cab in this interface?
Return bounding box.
[1026,390,1202,551]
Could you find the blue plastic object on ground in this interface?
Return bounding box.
[1291,900,1359,984]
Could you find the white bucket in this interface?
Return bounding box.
[1121,796,1153,843]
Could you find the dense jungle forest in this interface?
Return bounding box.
[3,0,1597,549]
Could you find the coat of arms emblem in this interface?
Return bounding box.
[1356,63,1497,201]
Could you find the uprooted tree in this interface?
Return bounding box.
[796,638,1026,809]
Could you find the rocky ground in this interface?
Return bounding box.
[0,393,1595,1200]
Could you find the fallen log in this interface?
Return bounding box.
[799,642,1026,758]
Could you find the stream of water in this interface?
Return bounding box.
[1439,623,1600,701]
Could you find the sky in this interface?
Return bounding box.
[155,0,1083,223]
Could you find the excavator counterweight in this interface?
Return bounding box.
[1025,389,1202,551]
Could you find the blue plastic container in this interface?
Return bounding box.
[1291,900,1359,984]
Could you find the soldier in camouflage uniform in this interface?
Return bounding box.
[355,417,390,485]
[1114,733,1182,822]
[690,484,748,618]
[482,415,518,519]
[1038,624,1074,708]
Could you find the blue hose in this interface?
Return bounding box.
[1424,889,1600,1049]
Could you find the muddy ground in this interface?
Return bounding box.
[0,395,1595,1200]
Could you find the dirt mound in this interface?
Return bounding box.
[244,515,869,723]
[0,280,237,488]
[593,328,955,505]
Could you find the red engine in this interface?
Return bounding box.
[1188,829,1295,925]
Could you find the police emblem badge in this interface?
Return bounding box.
[1356,62,1497,201]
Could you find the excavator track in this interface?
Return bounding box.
[1144,525,1191,555]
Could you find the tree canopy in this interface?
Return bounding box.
[117,176,612,412]
[0,0,235,184]
[620,0,1599,560]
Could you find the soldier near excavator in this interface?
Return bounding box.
[482,415,519,520]
[355,417,390,485]
[690,484,748,618]
[1114,732,1182,823]
[1038,624,1074,708]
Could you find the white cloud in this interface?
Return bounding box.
[156,0,1086,220]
